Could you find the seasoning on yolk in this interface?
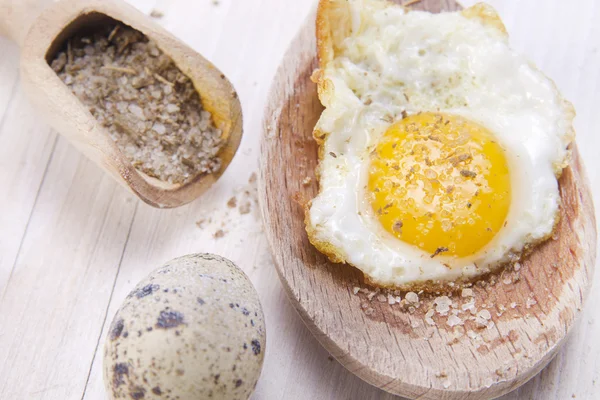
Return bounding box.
[368,112,511,258]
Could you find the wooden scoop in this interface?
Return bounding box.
[0,0,242,208]
[259,1,597,399]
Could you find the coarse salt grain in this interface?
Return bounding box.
[425,309,435,326]
[152,123,166,135]
[461,298,475,312]
[447,314,464,327]
[475,309,492,328]
[526,298,537,308]
[434,296,451,315]
[405,291,419,304]
[467,330,478,339]
[166,103,180,113]
[128,104,146,120]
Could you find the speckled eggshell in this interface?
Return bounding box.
[103,253,266,400]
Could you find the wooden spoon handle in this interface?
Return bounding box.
[0,0,54,47]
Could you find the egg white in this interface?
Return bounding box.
[307,1,574,287]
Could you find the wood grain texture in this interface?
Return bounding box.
[259,1,597,399]
[3,0,243,208]
[0,139,138,399]
[0,1,599,399]
[0,0,54,46]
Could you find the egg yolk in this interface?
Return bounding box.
[368,112,510,258]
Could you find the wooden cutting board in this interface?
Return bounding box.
[259,1,597,398]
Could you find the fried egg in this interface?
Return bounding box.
[306,0,575,288]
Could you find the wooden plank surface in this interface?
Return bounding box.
[0,1,598,399]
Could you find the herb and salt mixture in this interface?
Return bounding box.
[50,23,223,185]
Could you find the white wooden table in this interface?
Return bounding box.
[0,1,598,399]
